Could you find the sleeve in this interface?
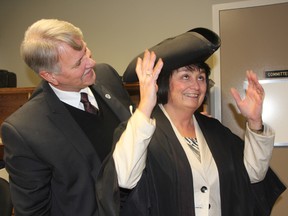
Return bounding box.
[244,123,275,183]
[2,122,51,216]
[113,109,156,188]
[251,167,286,216]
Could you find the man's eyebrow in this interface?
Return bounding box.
[72,47,87,68]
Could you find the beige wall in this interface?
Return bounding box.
[0,0,244,87]
[2,0,286,214]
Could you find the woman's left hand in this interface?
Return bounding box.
[230,70,264,130]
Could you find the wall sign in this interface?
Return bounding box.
[265,70,288,78]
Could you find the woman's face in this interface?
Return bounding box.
[167,66,207,112]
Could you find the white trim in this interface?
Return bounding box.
[211,0,288,121]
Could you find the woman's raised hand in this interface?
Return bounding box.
[136,50,164,118]
[230,70,264,130]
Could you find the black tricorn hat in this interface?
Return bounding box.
[122,27,221,83]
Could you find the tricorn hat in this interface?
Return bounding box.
[122,27,221,83]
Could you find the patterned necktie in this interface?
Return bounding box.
[185,137,201,162]
[80,92,99,115]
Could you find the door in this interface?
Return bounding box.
[212,1,288,215]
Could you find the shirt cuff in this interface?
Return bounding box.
[244,122,275,182]
[247,122,274,137]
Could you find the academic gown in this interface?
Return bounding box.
[96,105,286,216]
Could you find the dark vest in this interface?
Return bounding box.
[64,91,120,161]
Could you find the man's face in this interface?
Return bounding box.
[43,39,96,92]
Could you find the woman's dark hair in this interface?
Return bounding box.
[157,62,211,105]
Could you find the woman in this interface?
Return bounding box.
[108,50,285,216]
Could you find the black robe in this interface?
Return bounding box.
[96,105,286,216]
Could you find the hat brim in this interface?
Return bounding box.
[122,27,221,83]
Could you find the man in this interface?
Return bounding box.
[1,19,135,215]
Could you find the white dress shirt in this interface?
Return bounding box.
[49,85,99,110]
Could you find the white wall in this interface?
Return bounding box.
[0,0,245,87]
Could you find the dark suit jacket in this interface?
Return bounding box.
[97,105,286,216]
[1,63,132,216]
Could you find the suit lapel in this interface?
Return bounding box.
[36,80,131,179]
[40,81,102,177]
[91,82,131,122]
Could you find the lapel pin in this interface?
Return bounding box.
[105,94,111,99]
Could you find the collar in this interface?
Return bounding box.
[49,84,99,110]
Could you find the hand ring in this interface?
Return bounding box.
[146,73,152,76]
